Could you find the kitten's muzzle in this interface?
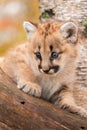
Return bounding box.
[38,65,60,74]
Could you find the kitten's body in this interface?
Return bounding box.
[1,21,87,117]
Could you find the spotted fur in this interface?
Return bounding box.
[1,21,87,118]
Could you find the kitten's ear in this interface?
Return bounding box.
[60,22,78,43]
[23,21,37,39]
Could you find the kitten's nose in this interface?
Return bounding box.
[42,65,50,73]
[43,68,50,73]
[42,64,49,70]
[38,65,50,73]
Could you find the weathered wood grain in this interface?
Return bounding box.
[0,67,87,130]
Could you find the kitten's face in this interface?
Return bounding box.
[24,21,79,75]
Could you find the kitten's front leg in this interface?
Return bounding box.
[54,88,87,118]
[17,79,41,97]
[15,62,42,98]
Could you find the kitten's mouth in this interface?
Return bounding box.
[39,65,60,75]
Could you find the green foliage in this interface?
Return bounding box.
[83,20,87,27]
[41,9,55,19]
[83,20,87,37]
[42,10,51,19]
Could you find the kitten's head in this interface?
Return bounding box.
[23,21,80,75]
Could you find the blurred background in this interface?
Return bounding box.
[0,0,40,56]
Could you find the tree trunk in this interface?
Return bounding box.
[0,67,87,130]
[39,0,87,23]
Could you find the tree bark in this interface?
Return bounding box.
[0,67,87,130]
[39,0,87,23]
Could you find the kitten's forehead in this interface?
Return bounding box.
[33,38,62,53]
[37,22,61,36]
[31,22,64,52]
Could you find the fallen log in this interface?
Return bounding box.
[0,67,87,130]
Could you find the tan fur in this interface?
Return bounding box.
[1,21,87,117]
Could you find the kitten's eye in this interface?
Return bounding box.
[50,52,59,60]
[35,52,42,59]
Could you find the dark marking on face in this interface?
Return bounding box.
[38,45,41,50]
[50,45,53,51]
[38,65,60,75]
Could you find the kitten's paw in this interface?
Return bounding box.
[76,107,87,118]
[17,81,41,97]
[59,103,87,118]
